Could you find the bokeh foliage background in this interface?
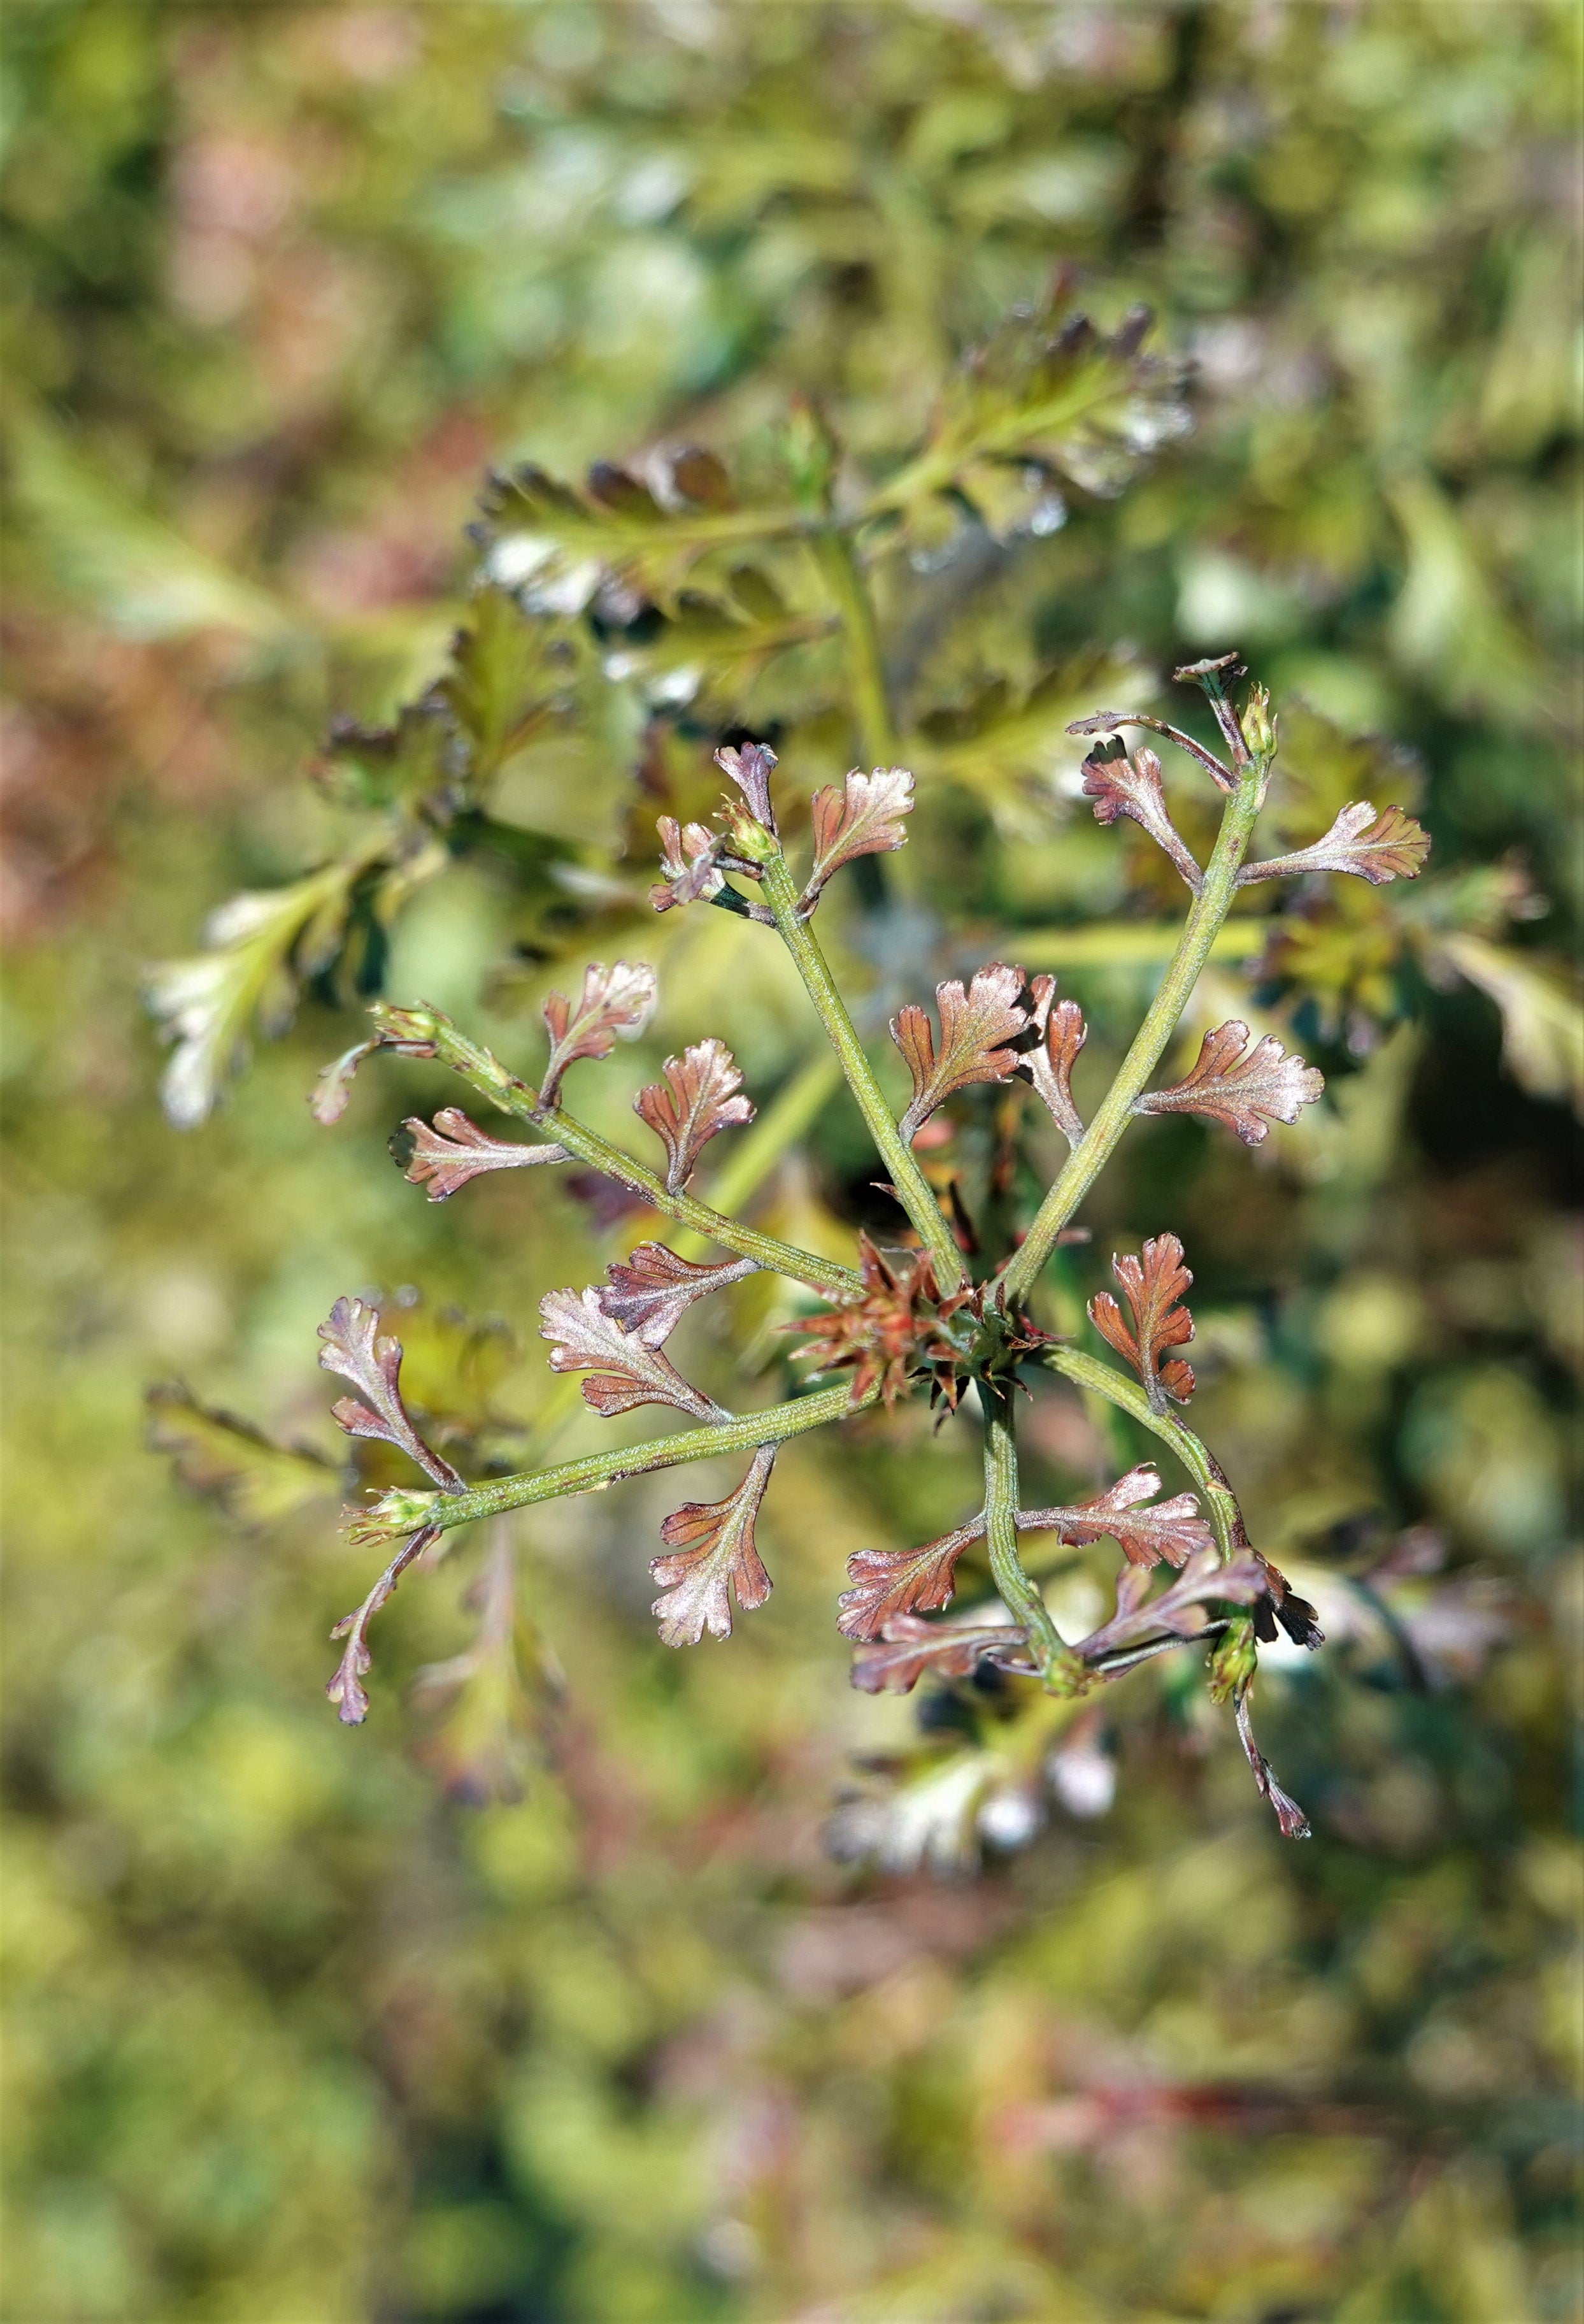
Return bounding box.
[3,3,1580,2320]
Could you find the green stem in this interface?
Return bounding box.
[412,1007,861,1298]
[1038,1347,1249,1563]
[999,757,1269,1303]
[372,1380,873,1540]
[980,1378,1083,1688]
[812,527,899,763]
[759,853,964,1288]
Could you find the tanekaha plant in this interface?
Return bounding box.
[306,654,1427,1840]
[145,290,1453,1844]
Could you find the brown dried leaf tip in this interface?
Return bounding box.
[800,765,914,912]
[850,1615,1032,1696]
[1136,1021,1324,1147]
[892,962,1032,1142]
[397,1108,569,1200]
[1234,1691,1312,1839]
[1020,975,1087,1144]
[596,1244,760,1347]
[651,1445,776,1646]
[539,1286,729,1421]
[1089,1233,1195,1410]
[715,738,779,835]
[1252,1551,1326,1651]
[634,1038,754,1192]
[1238,800,1430,888]
[318,1296,462,1489]
[1080,742,1202,889]
[540,959,657,1104]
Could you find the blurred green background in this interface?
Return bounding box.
[3,4,1580,2320]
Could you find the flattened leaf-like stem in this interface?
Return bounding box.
[1038,1346,1250,1565]
[758,852,967,1291]
[360,1379,875,1542]
[980,1377,1085,1689]
[998,751,1269,1303]
[406,1007,861,1300]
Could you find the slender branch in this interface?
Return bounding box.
[1038,1345,1248,1563]
[361,1379,876,1543]
[757,854,965,1288]
[980,1378,1085,1689]
[998,754,1269,1303]
[405,1006,861,1298]
[811,528,899,763]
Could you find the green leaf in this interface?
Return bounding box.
[475,450,805,612]
[870,295,1189,527]
[7,408,292,643]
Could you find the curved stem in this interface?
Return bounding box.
[759,852,965,1289]
[998,757,1268,1304]
[364,1380,874,1542]
[415,1008,861,1298]
[980,1378,1083,1689]
[812,528,899,763]
[1038,1346,1249,1563]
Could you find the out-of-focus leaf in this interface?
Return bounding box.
[871,294,1189,527]
[413,1535,544,1804]
[7,409,293,643]
[146,1384,345,1528]
[475,450,803,612]
[147,850,392,1128]
[1432,935,1584,1114]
